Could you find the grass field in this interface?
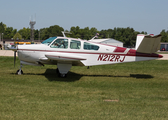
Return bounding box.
[0,57,168,120]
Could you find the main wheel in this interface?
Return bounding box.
[59,73,67,78]
[56,68,67,78]
[16,70,23,75]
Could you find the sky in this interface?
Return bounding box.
[0,0,168,35]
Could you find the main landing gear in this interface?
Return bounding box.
[16,64,23,75]
[56,68,67,78]
[56,63,71,78]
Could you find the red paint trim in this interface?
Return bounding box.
[114,47,126,53]
[137,34,145,36]
[127,49,163,58]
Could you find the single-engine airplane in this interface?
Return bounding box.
[10,33,162,77]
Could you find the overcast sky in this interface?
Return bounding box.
[0,0,168,35]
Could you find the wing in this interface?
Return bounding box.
[45,52,86,61]
[44,52,86,66]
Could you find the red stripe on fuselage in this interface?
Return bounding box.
[127,49,163,58]
[114,47,126,53]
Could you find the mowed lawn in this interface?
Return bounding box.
[0,56,168,120]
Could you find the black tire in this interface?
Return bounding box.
[16,70,23,75]
[60,74,67,78]
[56,68,67,78]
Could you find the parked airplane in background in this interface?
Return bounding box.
[10,33,162,77]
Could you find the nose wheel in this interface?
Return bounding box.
[16,64,23,75]
[16,69,23,75]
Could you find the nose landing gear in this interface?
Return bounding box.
[16,64,23,75]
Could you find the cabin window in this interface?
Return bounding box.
[50,39,68,48]
[70,40,81,49]
[84,42,99,50]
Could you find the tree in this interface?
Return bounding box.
[39,28,48,40]
[12,29,17,38]
[70,26,99,40]
[90,27,99,38]
[47,25,64,37]
[18,27,30,40]
[4,27,14,39]
[100,27,141,47]
[0,22,5,33]
[82,27,90,40]
[13,32,22,40]
[1,23,17,39]
[34,29,39,40]
[70,26,81,38]
[1,22,156,46]
[39,25,64,40]
[160,30,168,42]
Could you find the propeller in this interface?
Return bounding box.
[14,51,16,67]
[8,45,18,67]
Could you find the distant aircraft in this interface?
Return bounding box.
[10,33,162,77]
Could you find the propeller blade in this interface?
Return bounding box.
[7,44,18,67]
[14,51,16,67]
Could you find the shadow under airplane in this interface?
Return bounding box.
[11,69,153,82]
[41,69,154,82]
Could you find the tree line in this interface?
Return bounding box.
[0,22,167,46]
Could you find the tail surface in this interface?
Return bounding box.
[135,34,161,54]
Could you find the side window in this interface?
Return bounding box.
[50,39,68,49]
[70,40,81,49]
[84,42,99,50]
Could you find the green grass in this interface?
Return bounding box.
[0,56,168,120]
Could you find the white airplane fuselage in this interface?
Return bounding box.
[15,36,162,76]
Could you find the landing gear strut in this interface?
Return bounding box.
[16,64,23,75]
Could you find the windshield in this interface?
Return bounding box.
[42,37,57,45]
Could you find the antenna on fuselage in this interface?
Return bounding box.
[61,31,71,37]
[90,33,99,40]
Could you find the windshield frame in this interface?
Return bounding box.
[41,37,57,46]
